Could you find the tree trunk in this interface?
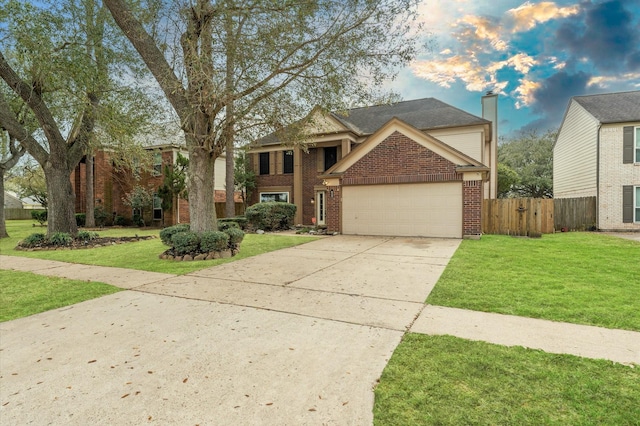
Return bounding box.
[0,173,8,238]
[85,153,95,227]
[44,163,78,237]
[187,145,217,233]
[225,135,235,218]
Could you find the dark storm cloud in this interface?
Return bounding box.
[555,0,640,72]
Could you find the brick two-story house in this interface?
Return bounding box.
[554,91,640,231]
[249,95,498,238]
[72,144,230,226]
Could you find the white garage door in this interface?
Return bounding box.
[342,182,462,238]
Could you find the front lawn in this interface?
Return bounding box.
[427,233,640,331]
[0,270,121,322]
[0,220,318,275]
[374,334,640,426]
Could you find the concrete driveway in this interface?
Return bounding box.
[0,236,459,425]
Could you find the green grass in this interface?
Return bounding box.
[0,220,318,274]
[374,334,640,426]
[0,270,121,322]
[427,233,640,331]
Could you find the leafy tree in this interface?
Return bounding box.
[123,184,153,226]
[0,130,26,237]
[103,0,420,233]
[157,152,188,224]
[8,159,47,209]
[498,129,555,199]
[497,163,520,198]
[0,0,158,237]
[234,148,255,210]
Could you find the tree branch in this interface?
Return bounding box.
[0,91,48,165]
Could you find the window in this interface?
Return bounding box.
[324,146,337,171]
[636,127,640,163]
[636,187,640,223]
[283,150,294,174]
[260,192,289,203]
[153,152,162,176]
[259,152,270,175]
[153,193,162,220]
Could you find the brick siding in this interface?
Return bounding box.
[463,180,483,236]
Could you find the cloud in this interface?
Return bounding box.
[507,1,580,32]
[555,0,640,72]
[588,72,640,89]
[453,15,507,51]
[513,78,541,108]
[531,70,591,116]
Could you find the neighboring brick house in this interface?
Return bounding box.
[72,144,230,226]
[249,96,498,239]
[554,91,640,231]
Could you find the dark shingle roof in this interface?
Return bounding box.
[333,98,488,134]
[573,91,640,123]
[255,97,488,146]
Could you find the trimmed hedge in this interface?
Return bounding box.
[171,231,200,256]
[245,202,296,231]
[219,216,248,230]
[224,227,245,249]
[200,231,230,252]
[160,224,191,246]
[75,213,86,227]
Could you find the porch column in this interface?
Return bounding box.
[294,146,303,224]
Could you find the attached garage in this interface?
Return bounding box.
[342,182,463,238]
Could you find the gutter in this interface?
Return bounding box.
[596,123,601,230]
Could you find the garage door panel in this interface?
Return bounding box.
[342,183,462,238]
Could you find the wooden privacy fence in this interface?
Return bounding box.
[553,197,596,231]
[483,198,554,236]
[3,208,45,220]
[214,202,245,218]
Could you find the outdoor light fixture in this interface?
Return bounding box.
[330,189,334,198]
[310,197,315,204]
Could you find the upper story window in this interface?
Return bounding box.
[153,152,162,176]
[283,150,294,174]
[324,146,337,171]
[635,187,640,223]
[259,152,270,175]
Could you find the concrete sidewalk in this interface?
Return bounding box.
[412,305,640,365]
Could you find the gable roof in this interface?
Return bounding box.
[572,90,640,123]
[322,118,489,177]
[332,98,489,134]
[255,97,489,146]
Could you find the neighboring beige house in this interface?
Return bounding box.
[3,191,43,209]
[249,95,498,238]
[554,90,640,231]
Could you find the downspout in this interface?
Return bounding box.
[596,123,601,230]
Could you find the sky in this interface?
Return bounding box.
[389,0,640,138]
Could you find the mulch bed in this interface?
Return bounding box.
[15,236,156,251]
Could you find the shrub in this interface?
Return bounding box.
[77,231,99,241]
[224,227,245,249]
[219,216,247,230]
[75,213,86,227]
[245,202,296,231]
[171,231,200,255]
[218,221,239,231]
[200,231,230,252]
[114,215,127,226]
[49,232,73,246]
[94,206,108,227]
[159,224,190,246]
[21,233,46,247]
[31,210,47,225]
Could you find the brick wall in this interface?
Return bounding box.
[326,186,340,232]
[463,180,482,236]
[342,131,461,185]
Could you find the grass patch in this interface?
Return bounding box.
[0,270,121,322]
[427,233,640,331]
[0,220,317,274]
[374,334,640,426]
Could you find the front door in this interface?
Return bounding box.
[316,191,326,226]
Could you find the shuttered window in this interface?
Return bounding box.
[622,185,633,223]
[623,126,634,164]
